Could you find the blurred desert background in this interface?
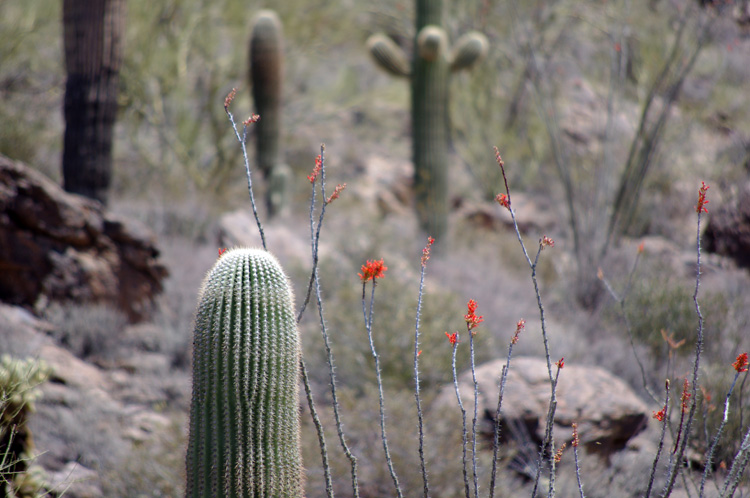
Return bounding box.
[1,0,750,496]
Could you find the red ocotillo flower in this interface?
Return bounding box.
[307,155,322,183]
[495,193,510,210]
[243,114,260,126]
[359,259,387,282]
[464,299,484,332]
[680,379,691,413]
[445,331,459,346]
[511,319,525,345]
[733,352,749,373]
[326,183,347,204]
[696,181,710,214]
[652,408,666,422]
[224,88,237,109]
[421,237,435,267]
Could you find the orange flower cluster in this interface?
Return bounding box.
[359,259,387,282]
[445,331,459,346]
[464,299,484,332]
[326,183,347,204]
[493,147,504,169]
[243,114,260,126]
[495,193,510,210]
[554,443,567,463]
[733,352,749,373]
[680,379,691,413]
[511,319,525,345]
[696,181,710,214]
[307,155,322,183]
[421,237,435,267]
[571,422,580,448]
[224,88,237,109]
[652,407,666,422]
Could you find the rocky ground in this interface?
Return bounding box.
[3,131,750,496]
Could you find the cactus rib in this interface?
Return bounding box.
[186,248,302,497]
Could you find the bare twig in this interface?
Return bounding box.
[297,145,329,322]
[599,248,660,403]
[294,144,338,498]
[449,334,472,498]
[361,279,403,498]
[660,182,710,497]
[646,380,670,498]
[703,361,748,496]
[605,7,711,251]
[495,148,560,496]
[223,92,266,251]
[720,425,750,497]
[414,237,435,498]
[316,261,360,497]
[300,359,334,498]
[291,143,359,497]
[469,330,480,498]
[490,319,525,498]
[572,422,586,498]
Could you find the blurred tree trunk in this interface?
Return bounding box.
[62,0,125,205]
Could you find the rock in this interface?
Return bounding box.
[217,210,333,269]
[0,154,167,321]
[703,178,750,269]
[435,356,648,459]
[45,461,102,498]
[0,303,185,493]
[357,155,413,217]
[218,210,307,263]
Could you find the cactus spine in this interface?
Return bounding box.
[367,0,488,240]
[186,248,303,497]
[248,10,290,218]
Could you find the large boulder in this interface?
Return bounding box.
[0,303,181,497]
[703,177,750,269]
[435,356,649,459]
[0,155,167,321]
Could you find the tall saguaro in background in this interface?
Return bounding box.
[62,0,125,206]
[367,0,487,241]
[248,10,289,218]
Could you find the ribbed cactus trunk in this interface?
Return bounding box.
[249,11,287,217]
[413,0,448,240]
[186,248,303,497]
[413,31,449,240]
[416,0,443,28]
[61,0,125,206]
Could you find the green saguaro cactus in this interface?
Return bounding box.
[248,10,290,218]
[367,0,488,240]
[186,248,303,497]
[62,0,125,206]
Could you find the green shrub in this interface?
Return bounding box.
[0,356,50,498]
